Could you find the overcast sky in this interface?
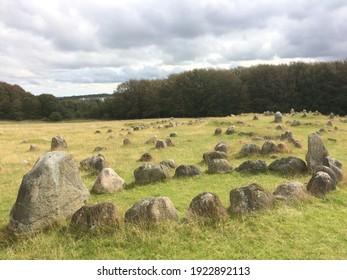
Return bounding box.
[1,0,347,97]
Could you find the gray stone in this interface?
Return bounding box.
[155,139,167,149]
[186,192,227,221]
[123,138,131,145]
[253,114,259,120]
[145,135,158,144]
[203,151,228,164]
[125,197,179,224]
[139,152,153,162]
[235,159,267,173]
[214,128,222,135]
[92,168,125,194]
[169,132,177,137]
[207,159,233,174]
[160,159,176,169]
[274,111,282,123]
[9,151,90,233]
[229,183,274,215]
[238,143,261,157]
[261,141,280,155]
[305,133,329,173]
[307,171,336,196]
[93,146,107,152]
[174,164,201,178]
[273,181,308,201]
[268,156,308,175]
[71,202,118,230]
[51,135,67,151]
[165,137,175,147]
[225,125,236,135]
[80,154,106,174]
[29,144,39,152]
[214,142,229,153]
[291,120,301,126]
[134,163,170,185]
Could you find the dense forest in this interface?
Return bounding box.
[1,60,346,121]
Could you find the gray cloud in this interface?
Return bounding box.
[1,0,347,96]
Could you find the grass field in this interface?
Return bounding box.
[0,113,346,260]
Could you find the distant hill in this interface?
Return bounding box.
[58,93,113,101]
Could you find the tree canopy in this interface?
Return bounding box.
[1,60,346,121]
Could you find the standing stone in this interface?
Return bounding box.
[290,108,295,115]
[9,151,90,233]
[71,202,118,230]
[51,135,67,151]
[134,163,171,185]
[186,192,227,221]
[125,197,179,224]
[274,111,282,123]
[329,112,335,119]
[92,168,125,194]
[229,183,274,215]
[253,114,259,120]
[305,133,329,173]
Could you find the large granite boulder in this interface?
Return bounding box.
[186,192,227,221]
[134,163,171,185]
[9,151,90,233]
[71,202,118,230]
[268,156,307,175]
[229,183,274,215]
[125,197,179,224]
[92,168,125,194]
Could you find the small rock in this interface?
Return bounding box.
[214,128,222,135]
[156,139,167,149]
[51,135,67,151]
[235,159,267,173]
[139,153,153,162]
[134,163,171,185]
[160,159,176,169]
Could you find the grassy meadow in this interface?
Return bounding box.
[0,113,347,260]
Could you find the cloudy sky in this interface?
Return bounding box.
[1,0,347,97]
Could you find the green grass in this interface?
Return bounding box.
[0,114,346,259]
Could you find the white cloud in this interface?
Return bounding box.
[1,0,347,96]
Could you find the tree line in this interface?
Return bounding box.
[1,60,346,121]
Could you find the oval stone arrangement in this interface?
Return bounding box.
[7,124,344,233]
